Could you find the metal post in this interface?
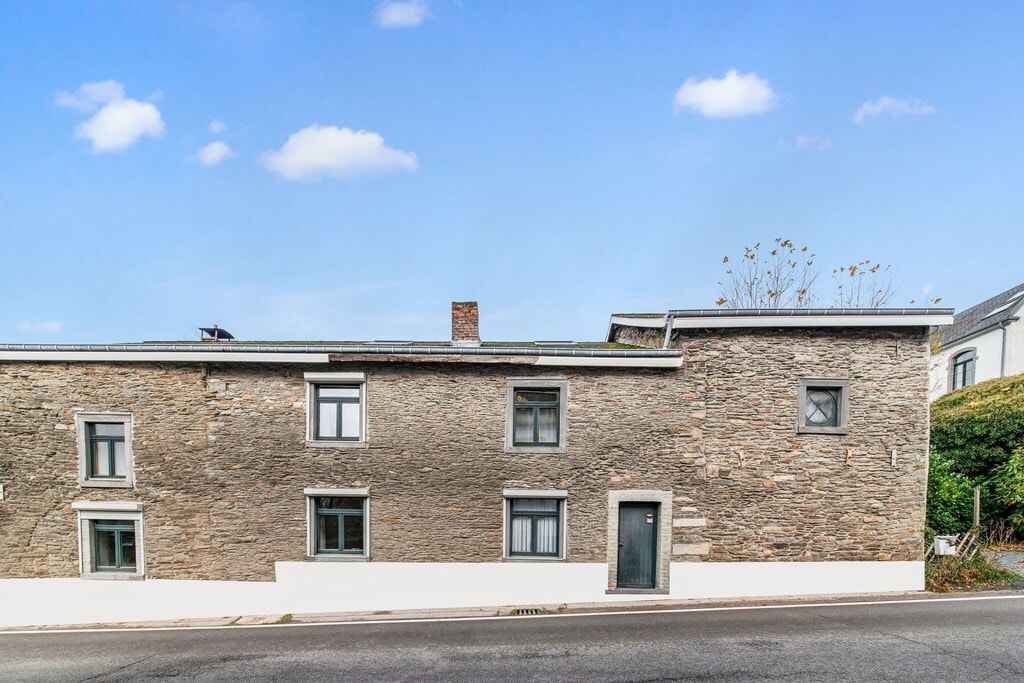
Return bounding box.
[974,485,981,528]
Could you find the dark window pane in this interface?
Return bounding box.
[515,390,558,403]
[94,529,118,569]
[343,515,364,552]
[805,388,839,427]
[319,514,340,551]
[317,497,363,510]
[511,498,558,513]
[120,531,136,569]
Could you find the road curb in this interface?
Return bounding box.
[5,589,1024,633]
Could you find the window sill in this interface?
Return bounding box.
[605,587,668,595]
[503,556,565,562]
[796,427,849,436]
[308,555,369,562]
[504,445,567,455]
[79,479,134,489]
[305,440,369,450]
[81,572,145,581]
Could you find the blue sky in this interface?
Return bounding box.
[1,1,1021,343]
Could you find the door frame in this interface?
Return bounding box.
[606,489,672,593]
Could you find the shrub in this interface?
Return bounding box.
[994,446,1024,534]
[925,555,1023,592]
[929,373,1024,536]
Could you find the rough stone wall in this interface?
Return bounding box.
[610,325,931,563]
[0,325,931,582]
[0,361,695,581]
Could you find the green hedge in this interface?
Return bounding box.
[928,373,1024,534]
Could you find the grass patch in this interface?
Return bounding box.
[226,616,241,626]
[273,614,293,625]
[926,555,1024,592]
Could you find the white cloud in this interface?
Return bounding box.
[261,124,418,181]
[375,0,430,28]
[194,141,235,166]
[793,134,832,152]
[673,69,778,118]
[208,119,227,133]
[17,320,63,334]
[854,96,935,125]
[55,80,125,111]
[58,80,165,152]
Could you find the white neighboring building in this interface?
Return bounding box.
[930,283,1024,401]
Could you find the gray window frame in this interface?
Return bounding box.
[73,501,145,580]
[304,488,370,560]
[504,378,568,454]
[797,378,850,435]
[502,489,567,561]
[75,412,135,489]
[304,373,368,449]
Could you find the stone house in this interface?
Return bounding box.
[0,303,952,621]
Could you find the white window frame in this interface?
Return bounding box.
[75,412,135,489]
[72,501,145,580]
[304,372,368,448]
[797,378,851,435]
[304,487,370,560]
[502,488,568,561]
[504,378,569,454]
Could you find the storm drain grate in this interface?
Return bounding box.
[510,608,543,616]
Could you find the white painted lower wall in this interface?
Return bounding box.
[0,561,924,628]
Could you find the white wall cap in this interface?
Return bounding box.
[71,501,144,512]
[502,488,568,498]
[303,488,370,497]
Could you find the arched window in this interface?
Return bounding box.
[951,349,976,390]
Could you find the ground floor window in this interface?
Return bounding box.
[315,497,365,554]
[503,489,567,559]
[72,501,145,579]
[92,521,137,572]
[304,488,370,559]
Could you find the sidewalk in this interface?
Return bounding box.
[6,589,1023,633]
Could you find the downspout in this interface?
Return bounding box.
[1000,318,1018,377]
[662,314,675,349]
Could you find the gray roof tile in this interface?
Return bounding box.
[935,283,1024,347]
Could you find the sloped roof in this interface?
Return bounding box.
[936,283,1024,348]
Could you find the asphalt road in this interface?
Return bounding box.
[2,596,1023,682]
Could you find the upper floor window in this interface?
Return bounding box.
[75,412,134,488]
[87,423,126,479]
[951,350,976,391]
[504,379,568,454]
[797,378,850,435]
[305,372,367,448]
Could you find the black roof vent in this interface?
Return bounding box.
[199,325,234,342]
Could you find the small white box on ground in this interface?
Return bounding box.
[933,536,957,556]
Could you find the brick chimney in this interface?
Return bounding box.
[451,301,480,347]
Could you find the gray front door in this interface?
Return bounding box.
[617,502,658,589]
